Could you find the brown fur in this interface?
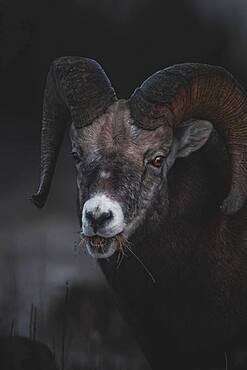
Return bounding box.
[71,100,173,166]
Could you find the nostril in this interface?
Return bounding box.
[97,210,113,225]
[85,210,94,222]
[85,209,113,230]
[105,210,112,219]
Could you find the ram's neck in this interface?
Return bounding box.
[168,129,230,223]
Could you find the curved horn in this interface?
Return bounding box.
[129,63,247,215]
[32,56,117,208]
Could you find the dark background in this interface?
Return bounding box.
[0,0,247,369]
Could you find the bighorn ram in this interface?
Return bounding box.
[33,57,247,370]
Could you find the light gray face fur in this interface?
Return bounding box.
[70,100,213,258]
[82,194,124,237]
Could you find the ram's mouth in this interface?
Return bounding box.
[80,234,127,259]
[84,235,117,258]
[89,235,112,249]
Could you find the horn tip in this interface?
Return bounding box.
[31,193,46,209]
[220,194,246,215]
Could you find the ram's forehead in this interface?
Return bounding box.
[70,100,172,155]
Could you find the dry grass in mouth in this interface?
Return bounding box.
[78,233,156,283]
[80,233,128,249]
[78,233,133,269]
[79,233,129,265]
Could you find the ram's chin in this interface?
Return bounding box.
[85,236,117,259]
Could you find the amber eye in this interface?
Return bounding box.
[72,152,81,164]
[150,155,165,168]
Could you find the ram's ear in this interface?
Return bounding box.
[166,120,213,170]
[174,119,213,158]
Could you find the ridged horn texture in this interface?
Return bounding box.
[32,56,117,208]
[129,63,247,215]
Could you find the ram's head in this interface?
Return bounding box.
[32,57,247,258]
